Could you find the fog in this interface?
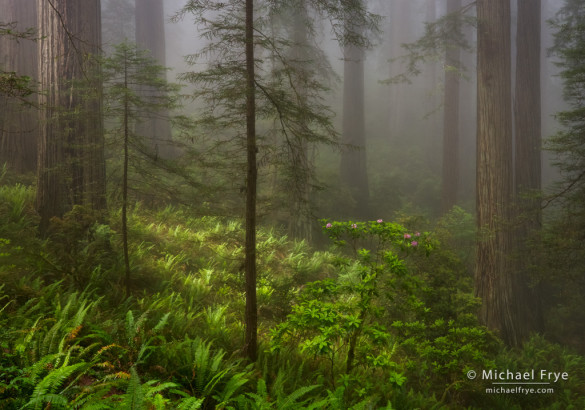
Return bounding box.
[100,0,566,221]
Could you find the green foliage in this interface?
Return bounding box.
[1,184,585,408]
[543,0,585,354]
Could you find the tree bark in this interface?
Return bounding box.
[441,0,462,213]
[475,0,517,345]
[0,0,38,174]
[340,1,369,220]
[244,0,258,363]
[36,0,105,233]
[135,0,173,158]
[513,0,544,339]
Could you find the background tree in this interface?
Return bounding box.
[0,0,37,174]
[474,0,516,345]
[135,0,174,158]
[340,0,370,221]
[36,0,106,233]
[545,0,585,350]
[512,0,544,341]
[441,0,462,214]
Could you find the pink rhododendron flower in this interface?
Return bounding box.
[404,233,411,239]
[351,223,357,229]
[411,241,418,247]
[326,223,332,228]
[415,232,421,237]
[377,219,383,223]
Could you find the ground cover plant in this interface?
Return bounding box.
[1,180,584,409]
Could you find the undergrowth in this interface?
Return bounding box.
[0,182,584,408]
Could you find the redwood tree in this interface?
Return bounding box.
[135,0,173,158]
[0,0,37,174]
[513,0,544,340]
[474,0,516,345]
[441,0,462,214]
[340,0,369,220]
[36,0,106,232]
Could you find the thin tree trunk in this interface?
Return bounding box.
[442,0,461,213]
[123,47,131,297]
[0,0,37,174]
[244,0,258,363]
[475,0,517,346]
[513,0,543,339]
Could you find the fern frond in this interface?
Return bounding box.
[26,362,86,409]
[176,396,204,410]
[123,367,144,410]
[277,384,320,409]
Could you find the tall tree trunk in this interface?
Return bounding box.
[459,0,477,206]
[288,1,312,241]
[135,0,173,158]
[0,0,37,174]
[340,2,369,220]
[36,0,105,233]
[513,0,543,339]
[441,0,462,213]
[475,0,517,345]
[244,0,258,363]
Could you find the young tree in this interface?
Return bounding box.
[0,0,37,174]
[36,0,106,233]
[101,42,181,296]
[474,0,516,345]
[177,0,378,362]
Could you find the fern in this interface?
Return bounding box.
[123,367,144,410]
[25,361,86,409]
[276,384,320,409]
[176,396,204,410]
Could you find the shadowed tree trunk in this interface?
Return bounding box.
[475,0,517,346]
[135,0,173,158]
[442,0,462,213]
[513,0,544,340]
[0,0,37,174]
[244,0,258,363]
[36,0,105,233]
[340,0,369,220]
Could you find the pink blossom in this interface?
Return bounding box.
[377,219,383,223]
[351,223,358,229]
[404,233,411,239]
[415,232,421,237]
[326,223,332,229]
[411,241,418,247]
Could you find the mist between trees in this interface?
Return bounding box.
[0,0,584,408]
